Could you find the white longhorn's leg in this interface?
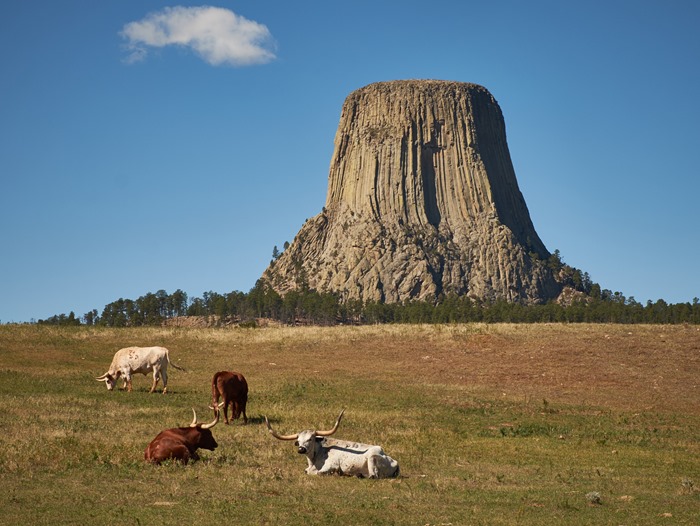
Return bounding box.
[305,460,320,475]
[118,371,127,390]
[123,371,133,392]
[160,367,168,394]
[149,371,158,393]
[316,465,335,475]
[367,456,380,479]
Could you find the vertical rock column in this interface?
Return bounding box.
[263,80,561,304]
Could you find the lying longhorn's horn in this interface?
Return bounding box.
[189,408,199,428]
[200,408,219,430]
[264,416,299,441]
[315,409,345,437]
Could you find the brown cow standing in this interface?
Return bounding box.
[144,408,219,465]
[210,370,248,425]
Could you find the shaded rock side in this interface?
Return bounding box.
[262,80,563,304]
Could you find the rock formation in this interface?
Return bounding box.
[262,80,563,304]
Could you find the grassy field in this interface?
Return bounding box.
[0,323,698,525]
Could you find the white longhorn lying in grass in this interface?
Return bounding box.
[265,409,400,479]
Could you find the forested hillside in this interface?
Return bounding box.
[36,283,700,327]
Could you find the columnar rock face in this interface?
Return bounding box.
[262,80,563,304]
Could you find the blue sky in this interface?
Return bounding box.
[1,1,698,323]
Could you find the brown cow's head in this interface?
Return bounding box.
[189,408,219,451]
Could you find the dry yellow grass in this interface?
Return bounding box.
[0,323,698,525]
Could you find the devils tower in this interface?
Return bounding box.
[262,80,564,304]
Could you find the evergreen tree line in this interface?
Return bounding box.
[36,283,700,327]
[33,248,699,326]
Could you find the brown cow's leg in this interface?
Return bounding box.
[236,399,247,424]
[151,444,191,465]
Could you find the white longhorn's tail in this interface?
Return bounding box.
[166,350,186,372]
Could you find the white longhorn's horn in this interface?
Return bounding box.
[264,416,298,441]
[315,409,345,437]
[95,373,108,381]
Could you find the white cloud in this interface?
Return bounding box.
[121,6,276,66]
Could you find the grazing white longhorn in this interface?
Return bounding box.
[95,346,185,393]
[265,409,400,479]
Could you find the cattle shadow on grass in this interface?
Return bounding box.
[242,415,267,425]
[205,413,266,426]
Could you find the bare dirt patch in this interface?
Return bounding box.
[260,323,700,415]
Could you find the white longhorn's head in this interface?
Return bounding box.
[95,372,116,391]
[265,409,345,454]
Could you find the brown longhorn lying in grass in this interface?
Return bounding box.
[265,409,400,478]
[144,408,219,465]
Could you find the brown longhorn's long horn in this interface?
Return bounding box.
[315,409,346,437]
[189,408,198,427]
[264,416,298,441]
[200,408,219,429]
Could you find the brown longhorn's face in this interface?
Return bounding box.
[197,429,218,451]
[189,407,219,452]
